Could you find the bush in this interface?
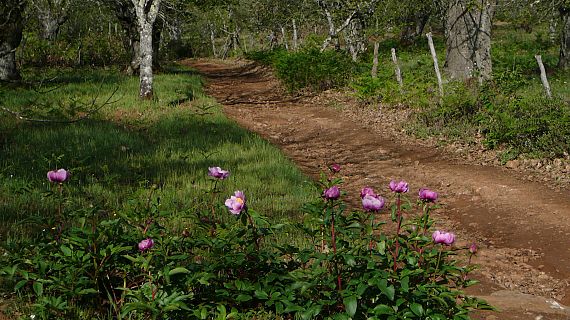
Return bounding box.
[248,48,355,92]
[1,168,493,319]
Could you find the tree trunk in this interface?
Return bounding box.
[292,18,298,51]
[35,0,69,42]
[0,0,25,81]
[132,0,161,99]
[152,18,162,71]
[559,6,570,69]
[280,25,289,51]
[111,0,140,75]
[347,15,366,61]
[400,13,430,43]
[209,23,217,57]
[445,0,494,81]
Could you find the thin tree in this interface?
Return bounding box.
[131,0,161,99]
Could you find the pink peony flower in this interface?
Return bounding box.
[323,186,340,200]
[389,180,409,193]
[208,167,230,180]
[329,163,341,173]
[360,187,376,199]
[419,188,438,202]
[138,238,154,251]
[47,169,69,183]
[362,194,385,211]
[225,190,246,215]
[469,242,478,254]
[432,231,455,245]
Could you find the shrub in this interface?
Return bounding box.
[248,48,355,92]
[1,167,493,319]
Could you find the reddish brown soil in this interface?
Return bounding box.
[185,59,570,319]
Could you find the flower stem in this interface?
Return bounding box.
[246,210,260,251]
[393,194,402,272]
[330,209,341,291]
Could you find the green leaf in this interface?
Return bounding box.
[236,294,252,302]
[13,279,27,292]
[60,245,72,257]
[216,305,226,320]
[169,267,191,276]
[254,289,268,299]
[33,281,43,296]
[410,303,424,316]
[78,288,98,295]
[373,304,394,315]
[378,280,395,301]
[401,276,409,292]
[343,295,358,317]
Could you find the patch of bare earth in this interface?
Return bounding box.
[185,58,570,319]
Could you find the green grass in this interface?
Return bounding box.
[0,65,315,243]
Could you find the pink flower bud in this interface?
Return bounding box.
[208,166,230,179]
[47,169,69,183]
[432,230,455,246]
[389,180,409,193]
[419,188,438,202]
[469,242,478,254]
[329,163,341,173]
[138,238,154,251]
[362,194,385,211]
[323,186,340,200]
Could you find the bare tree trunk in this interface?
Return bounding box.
[0,0,25,81]
[400,13,430,43]
[559,6,570,69]
[34,0,70,42]
[445,0,494,81]
[280,25,289,51]
[132,0,161,99]
[347,16,366,61]
[209,23,217,58]
[292,18,298,51]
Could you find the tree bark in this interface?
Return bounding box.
[34,0,70,42]
[559,6,570,69]
[0,0,25,81]
[292,18,298,51]
[400,13,430,43]
[132,0,161,99]
[445,0,494,81]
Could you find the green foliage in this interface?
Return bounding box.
[248,48,355,92]
[350,26,570,158]
[1,171,493,319]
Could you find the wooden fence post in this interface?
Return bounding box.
[391,48,403,90]
[371,42,379,78]
[535,55,552,99]
[426,32,444,97]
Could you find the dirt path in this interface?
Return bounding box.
[185,59,570,319]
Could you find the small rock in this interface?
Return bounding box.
[506,160,520,169]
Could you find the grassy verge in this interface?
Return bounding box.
[0,65,314,243]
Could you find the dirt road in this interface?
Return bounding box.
[186,59,570,319]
